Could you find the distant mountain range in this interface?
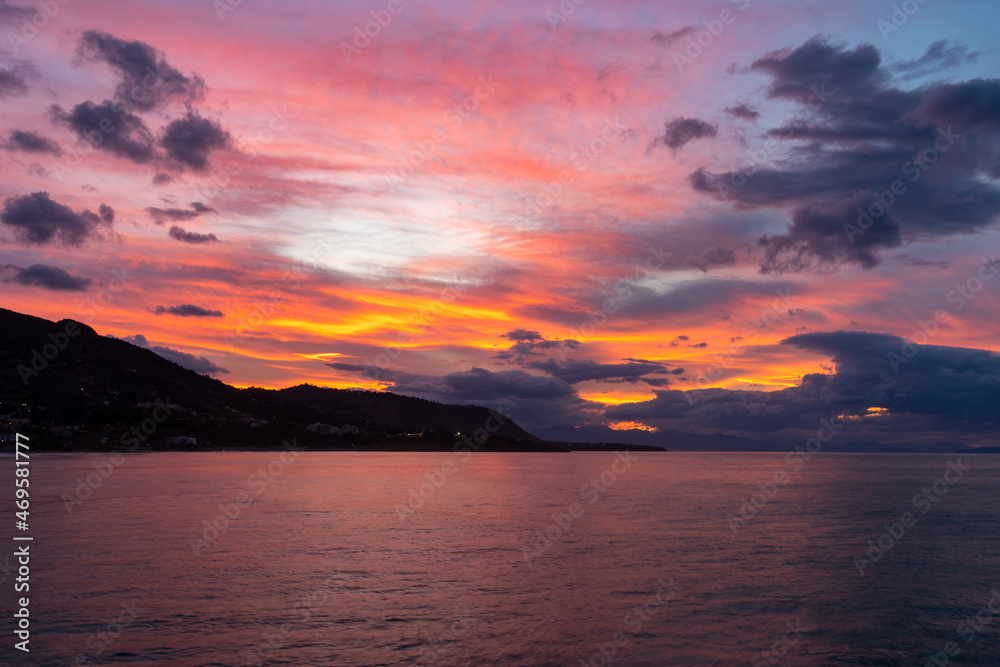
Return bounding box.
[533,423,999,454]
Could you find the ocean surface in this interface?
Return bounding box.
[4,451,1000,666]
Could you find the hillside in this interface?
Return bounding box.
[0,308,565,451]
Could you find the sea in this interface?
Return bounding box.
[4,451,999,666]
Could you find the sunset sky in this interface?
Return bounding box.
[2,0,999,445]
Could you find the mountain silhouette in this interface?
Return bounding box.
[0,308,572,451]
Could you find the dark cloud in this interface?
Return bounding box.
[723,104,760,121]
[4,130,60,155]
[896,40,979,80]
[751,36,882,102]
[1,263,92,291]
[98,203,115,223]
[147,201,215,224]
[783,331,1000,428]
[78,30,204,111]
[528,358,670,384]
[651,27,694,48]
[495,329,580,360]
[917,78,1000,131]
[605,331,1000,443]
[124,334,229,376]
[689,37,1000,272]
[160,111,231,171]
[50,100,157,163]
[758,192,903,273]
[327,362,368,374]
[0,67,27,97]
[1,191,111,245]
[334,329,1000,444]
[152,172,173,184]
[168,225,219,244]
[501,329,544,341]
[670,335,689,346]
[651,117,718,152]
[153,304,223,317]
[691,247,737,272]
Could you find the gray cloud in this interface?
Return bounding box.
[528,358,671,384]
[99,203,115,223]
[651,26,695,48]
[494,329,580,360]
[0,67,27,97]
[723,104,760,121]
[605,331,1000,443]
[78,30,204,111]
[168,225,219,244]
[147,201,215,224]
[2,263,92,291]
[895,40,979,80]
[1,191,112,245]
[691,247,737,272]
[124,334,229,376]
[4,130,60,155]
[652,117,718,152]
[50,100,157,164]
[153,304,224,317]
[689,37,1000,272]
[160,111,231,171]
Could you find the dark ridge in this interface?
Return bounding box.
[0,308,596,452]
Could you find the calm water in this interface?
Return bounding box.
[4,452,1000,666]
